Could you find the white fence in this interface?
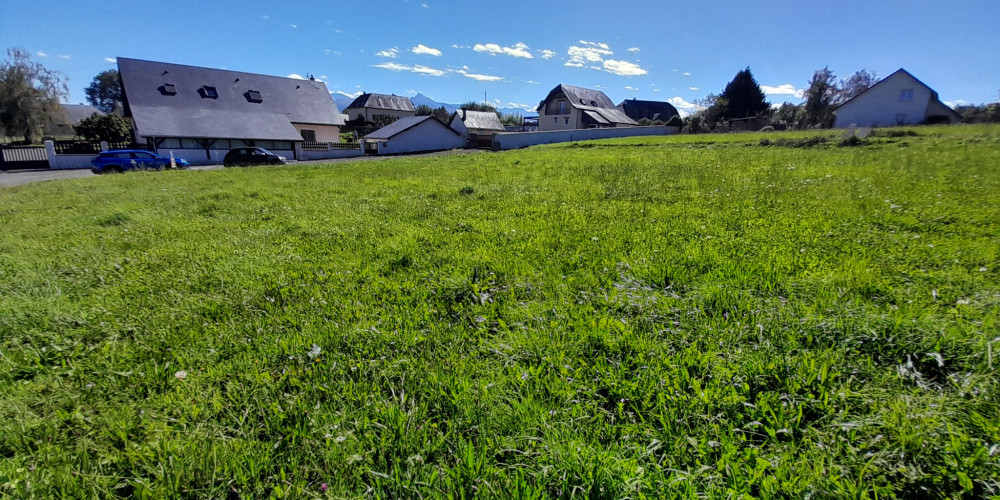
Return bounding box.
[298,141,363,160]
[492,126,679,151]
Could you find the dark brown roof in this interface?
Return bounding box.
[344,93,415,112]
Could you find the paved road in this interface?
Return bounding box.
[0,149,486,188]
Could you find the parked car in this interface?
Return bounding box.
[223,147,287,167]
[91,150,190,174]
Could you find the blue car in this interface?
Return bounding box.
[91,150,191,174]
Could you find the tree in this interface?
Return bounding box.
[460,101,498,114]
[415,105,450,121]
[774,102,805,129]
[84,70,122,113]
[719,67,769,120]
[802,67,838,127]
[414,104,434,116]
[0,48,68,143]
[837,69,877,105]
[74,113,131,142]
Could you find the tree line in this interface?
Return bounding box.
[3,47,998,144]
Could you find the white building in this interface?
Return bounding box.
[833,69,960,128]
[364,116,465,155]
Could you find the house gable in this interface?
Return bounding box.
[833,68,960,128]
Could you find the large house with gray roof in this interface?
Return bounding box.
[343,93,415,124]
[536,84,637,131]
[832,69,960,128]
[117,57,345,164]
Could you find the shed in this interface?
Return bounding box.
[364,116,466,155]
[449,109,506,148]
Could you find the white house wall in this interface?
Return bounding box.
[834,72,934,128]
[375,123,465,155]
[292,123,341,142]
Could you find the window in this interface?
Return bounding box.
[256,140,275,150]
[558,101,566,115]
[132,152,155,159]
[273,141,292,150]
[181,138,201,149]
[899,89,914,102]
[161,83,177,95]
[245,90,263,103]
[199,86,219,99]
[564,117,569,125]
[300,129,317,142]
[159,138,181,149]
[210,139,231,150]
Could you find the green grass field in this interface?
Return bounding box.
[2,126,999,498]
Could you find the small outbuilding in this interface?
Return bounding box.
[448,109,506,148]
[833,68,961,128]
[363,116,466,155]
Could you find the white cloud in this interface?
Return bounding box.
[375,47,399,58]
[683,72,691,76]
[567,41,613,66]
[335,90,363,99]
[374,62,445,76]
[287,73,306,80]
[456,68,504,82]
[689,87,699,91]
[473,42,533,59]
[290,24,298,29]
[653,89,662,93]
[540,50,557,60]
[411,44,442,56]
[421,3,429,7]
[525,80,539,85]
[604,59,647,77]
[261,15,269,20]
[36,52,48,57]
[625,86,638,91]
[945,99,970,108]
[628,47,640,53]
[761,83,805,99]
[104,57,116,63]
[667,96,699,117]
[412,65,445,76]
[58,55,70,59]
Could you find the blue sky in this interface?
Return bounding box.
[3,0,998,115]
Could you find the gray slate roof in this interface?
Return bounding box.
[365,116,460,140]
[344,93,415,112]
[118,57,344,141]
[616,99,680,123]
[60,104,103,125]
[450,110,505,131]
[538,84,637,125]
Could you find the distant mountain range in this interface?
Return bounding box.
[332,92,535,117]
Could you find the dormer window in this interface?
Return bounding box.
[245,90,263,103]
[199,86,219,99]
[160,83,177,95]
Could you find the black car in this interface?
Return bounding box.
[223,147,287,167]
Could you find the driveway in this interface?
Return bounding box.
[0,149,486,188]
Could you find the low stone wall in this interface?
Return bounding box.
[492,126,679,151]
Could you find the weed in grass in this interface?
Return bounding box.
[0,125,999,497]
